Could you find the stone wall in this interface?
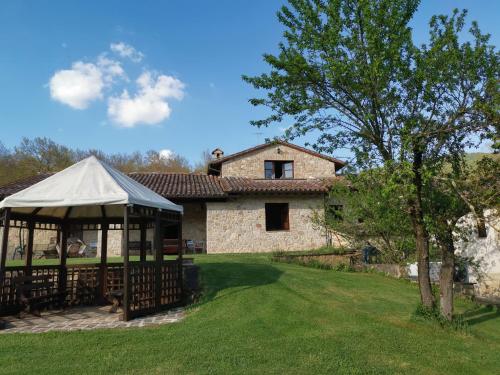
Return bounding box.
[106,230,122,257]
[100,202,206,256]
[365,264,408,278]
[220,144,338,179]
[0,223,156,259]
[181,202,206,243]
[206,194,327,253]
[105,228,156,257]
[1,225,56,259]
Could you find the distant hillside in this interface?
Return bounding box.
[465,152,499,165]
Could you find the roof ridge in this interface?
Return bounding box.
[208,140,346,169]
[128,171,209,176]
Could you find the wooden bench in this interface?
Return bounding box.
[129,241,152,256]
[71,273,97,306]
[39,248,59,259]
[34,243,59,259]
[14,275,66,316]
[163,239,180,255]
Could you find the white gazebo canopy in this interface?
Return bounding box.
[0,156,183,218]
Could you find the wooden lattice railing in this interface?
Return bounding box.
[129,262,156,313]
[0,261,182,317]
[161,261,181,305]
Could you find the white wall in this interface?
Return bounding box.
[455,209,500,297]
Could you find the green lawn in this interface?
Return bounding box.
[1,254,499,374]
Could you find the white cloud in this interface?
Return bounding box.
[159,149,174,160]
[49,62,104,109]
[49,56,125,109]
[110,42,144,62]
[107,71,185,127]
[48,43,184,124]
[97,55,126,84]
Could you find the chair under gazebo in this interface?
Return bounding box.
[0,156,184,321]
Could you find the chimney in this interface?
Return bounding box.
[211,148,224,159]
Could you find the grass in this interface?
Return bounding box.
[1,254,499,374]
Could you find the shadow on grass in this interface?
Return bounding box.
[195,261,283,304]
[461,305,500,326]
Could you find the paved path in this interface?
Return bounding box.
[0,306,184,334]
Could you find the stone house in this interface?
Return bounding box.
[455,209,500,298]
[0,141,345,255]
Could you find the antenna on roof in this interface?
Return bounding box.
[253,132,264,143]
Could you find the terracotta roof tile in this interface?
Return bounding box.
[220,177,330,194]
[0,173,53,199]
[0,172,336,200]
[129,173,226,199]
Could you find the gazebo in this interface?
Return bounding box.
[0,156,184,321]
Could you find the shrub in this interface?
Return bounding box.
[271,252,354,272]
[271,246,352,257]
[412,304,469,333]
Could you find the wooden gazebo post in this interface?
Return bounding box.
[99,222,108,303]
[139,220,147,262]
[154,209,162,312]
[122,204,130,321]
[25,219,35,276]
[59,222,68,295]
[0,208,11,272]
[177,215,183,297]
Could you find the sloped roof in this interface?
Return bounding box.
[0,173,52,198]
[129,173,227,199]
[220,177,330,194]
[0,156,182,217]
[208,140,346,171]
[0,172,335,200]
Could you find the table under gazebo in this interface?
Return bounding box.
[0,156,184,321]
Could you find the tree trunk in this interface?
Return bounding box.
[439,231,455,321]
[410,150,435,308]
[476,214,487,238]
[412,214,435,308]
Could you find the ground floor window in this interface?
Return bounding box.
[265,203,289,231]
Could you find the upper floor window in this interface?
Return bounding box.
[264,161,294,179]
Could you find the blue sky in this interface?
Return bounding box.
[0,0,498,165]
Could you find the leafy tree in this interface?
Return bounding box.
[244,0,499,308]
[451,156,500,235]
[13,137,74,176]
[423,155,498,320]
[318,169,414,262]
[0,142,15,187]
[143,150,192,173]
[193,150,214,173]
[0,138,198,186]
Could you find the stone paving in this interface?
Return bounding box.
[0,306,184,334]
